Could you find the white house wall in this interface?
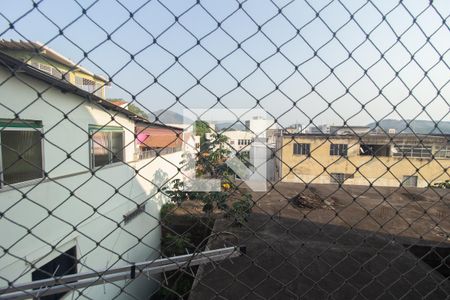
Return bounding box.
[0,68,185,299]
[0,68,136,178]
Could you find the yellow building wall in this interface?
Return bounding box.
[279,136,450,188]
[7,51,107,99]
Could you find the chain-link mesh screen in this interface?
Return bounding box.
[0,0,449,299]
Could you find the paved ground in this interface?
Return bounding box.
[189,182,450,299]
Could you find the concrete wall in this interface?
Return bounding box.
[0,68,184,299]
[279,135,450,188]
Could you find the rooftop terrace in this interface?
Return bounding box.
[190,182,450,299]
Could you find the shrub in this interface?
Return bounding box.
[161,179,189,205]
[227,193,253,226]
[162,233,192,256]
[160,202,177,221]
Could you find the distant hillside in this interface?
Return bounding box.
[148,109,191,124]
[147,111,248,131]
[367,119,450,134]
[215,122,246,131]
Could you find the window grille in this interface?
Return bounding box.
[435,144,450,159]
[293,143,310,155]
[329,144,348,156]
[393,145,432,159]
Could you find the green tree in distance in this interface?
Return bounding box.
[107,98,149,119]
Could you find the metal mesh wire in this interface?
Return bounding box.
[0,0,449,299]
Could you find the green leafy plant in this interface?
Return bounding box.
[196,133,232,178]
[162,233,192,256]
[107,98,149,119]
[227,193,253,226]
[161,179,189,205]
[160,202,177,221]
[161,131,254,224]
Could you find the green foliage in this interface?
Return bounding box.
[193,120,211,136]
[127,104,149,119]
[163,131,254,223]
[160,202,177,220]
[157,232,194,298]
[161,179,189,205]
[433,180,450,189]
[157,276,193,299]
[227,193,253,226]
[107,98,149,119]
[162,233,192,256]
[196,133,232,178]
[198,191,228,216]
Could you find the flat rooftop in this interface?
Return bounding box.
[190,182,450,299]
[284,132,450,140]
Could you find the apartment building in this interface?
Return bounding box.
[221,130,255,155]
[0,48,185,298]
[277,132,450,188]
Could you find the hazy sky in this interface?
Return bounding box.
[0,0,449,126]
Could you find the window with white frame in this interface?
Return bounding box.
[0,120,44,185]
[90,126,124,168]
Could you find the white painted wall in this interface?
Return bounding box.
[0,68,185,299]
[245,118,277,138]
[222,130,255,153]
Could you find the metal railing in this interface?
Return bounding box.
[138,147,182,160]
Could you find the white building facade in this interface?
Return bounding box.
[245,117,278,139]
[221,130,255,154]
[0,54,184,299]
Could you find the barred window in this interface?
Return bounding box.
[90,126,124,168]
[238,139,251,146]
[330,144,348,156]
[293,143,310,155]
[0,120,44,185]
[75,76,101,95]
[435,144,450,159]
[393,145,432,158]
